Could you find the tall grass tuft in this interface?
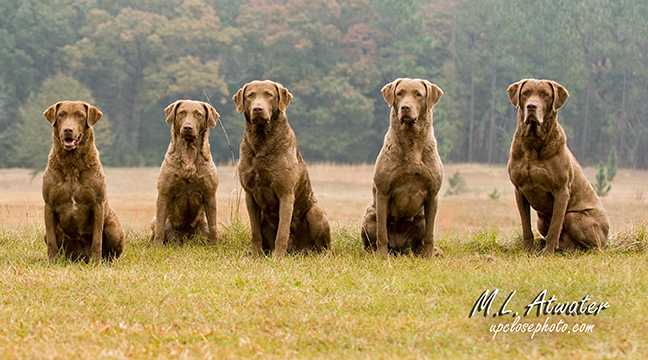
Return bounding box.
[609,221,647,253]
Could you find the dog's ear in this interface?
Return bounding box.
[507,79,527,108]
[164,100,182,125]
[232,85,246,113]
[203,102,220,128]
[381,79,401,106]
[422,80,443,108]
[550,81,569,111]
[84,103,103,127]
[43,102,61,125]
[275,82,293,112]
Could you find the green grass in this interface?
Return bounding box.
[0,221,647,359]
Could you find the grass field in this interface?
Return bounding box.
[1,164,647,359]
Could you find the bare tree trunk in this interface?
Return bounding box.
[113,64,144,165]
[468,62,475,163]
[581,74,591,161]
[487,63,498,164]
[619,70,628,166]
[131,73,143,152]
[450,10,457,63]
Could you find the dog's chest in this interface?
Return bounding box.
[48,178,101,234]
[239,148,297,192]
[166,169,216,211]
[509,159,554,190]
[241,168,273,190]
[240,168,280,209]
[169,174,205,199]
[172,170,204,189]
[509,160,560,212]
[381,163,435,218]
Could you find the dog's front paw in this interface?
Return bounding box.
[523,244,536,254]
[250,244,265,257]
[90,253,102,265]
[423,246,443,258]
[209,233,219,247]
[377,247,389,258]
[522,236,537,255]
[153,235,164,248]
[541,245,557,256]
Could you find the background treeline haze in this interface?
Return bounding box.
[2,0,647,170]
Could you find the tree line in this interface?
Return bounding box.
[2,0,647,170]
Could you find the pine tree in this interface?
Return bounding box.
[446,172,467,196]
[592,162,611,197]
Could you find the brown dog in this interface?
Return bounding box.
[361,78,444,257]
[42,101,124,263]
[507,79,610,254]
[233,80,331,257]
[151,100,220,246]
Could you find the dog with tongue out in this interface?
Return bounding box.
[41,101,124,263]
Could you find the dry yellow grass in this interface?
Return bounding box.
[2,163,646,236]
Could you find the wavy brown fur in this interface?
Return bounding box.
[42,101,124,263]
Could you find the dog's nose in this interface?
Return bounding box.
[252,105,264,113]
[183,125,193,132]
[526,103,537,111]
[63,127,74,135]
[401,104,411,113]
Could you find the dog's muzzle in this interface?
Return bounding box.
[62,137,80,150]
[250,104,271,124]
[180,126,199,141]
[399,104,418,124]
[250,115,271,125]
[524,103,543,125]
[399,115,418,124]
[60,127,81,150]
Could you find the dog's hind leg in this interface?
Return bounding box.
[260,217,278,255]
[404,217,426,254]
[194,217,209,238]
[304,203,331,252]
[563,211,609,251]
[360,205,377,251]
[102,206,125,260]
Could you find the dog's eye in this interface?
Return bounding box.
[195,111,203,118]
[541,91,550,97]
[76,112,84,119]
[265,92,273,98]
[57,112,66,118]
[396,91,403,97]
[415,92,423,98]
[247,92,254,98]
[522,90,531,97]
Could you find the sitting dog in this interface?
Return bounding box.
[151,100,220,246]
[233,80,331,257]
[507,78,610,254]
[361,78,444,257]
[42,101,125,263]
